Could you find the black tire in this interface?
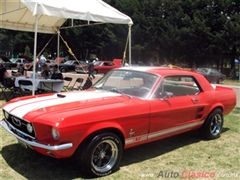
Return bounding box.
[5,66,11,70]
[79,133,122,178]
[61,68,67,73]
[93,70,98,75]
[199,109,223,140]
[217,78,223,84]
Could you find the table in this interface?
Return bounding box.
[15,77,64,92]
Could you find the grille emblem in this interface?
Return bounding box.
[12,117,21,127]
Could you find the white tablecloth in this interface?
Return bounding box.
[15,77,64,92]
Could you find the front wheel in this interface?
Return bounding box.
[199,109,223,140]
[61,68,67,73]
[79,133,122,178]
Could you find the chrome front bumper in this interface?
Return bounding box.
[0,120,73,151]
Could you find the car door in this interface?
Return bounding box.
[99,62,114,74]
[148,76,203,141]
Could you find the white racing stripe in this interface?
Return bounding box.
[3,91,120,118]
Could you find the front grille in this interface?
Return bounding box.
[3,110,36,139]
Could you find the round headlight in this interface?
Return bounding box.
[26,123,33,133]
[4,111,9,119]
[51,128,60,141]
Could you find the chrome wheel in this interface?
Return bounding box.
[210,114,222,135]
[91,140,118,173]
[199,109,223,140]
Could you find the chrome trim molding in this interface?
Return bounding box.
[148,121,203,139]
[0,120,73,151]
[125,121,204,145]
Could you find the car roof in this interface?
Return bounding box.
[118,66,200,76]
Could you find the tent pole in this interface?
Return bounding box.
[57,29,60,66]
[32,14,39,95]
[128,25,132,66]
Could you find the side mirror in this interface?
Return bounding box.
[162,91,174,100]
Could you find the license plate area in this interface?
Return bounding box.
[18,139,28,149]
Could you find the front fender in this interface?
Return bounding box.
[78,121,126,147]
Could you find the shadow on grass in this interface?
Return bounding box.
[1,128,230,179]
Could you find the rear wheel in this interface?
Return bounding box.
[61,68,67,73]
[217,78,223,84]
[5,66,11,70]
[199,109,223,140]
[78,133,122,177]
[93,70,98,75]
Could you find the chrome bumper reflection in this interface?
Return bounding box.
[0,120,73,151]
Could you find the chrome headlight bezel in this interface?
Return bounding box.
[26,123,33,133]
[4,111,9,119]
[51,127,60,141]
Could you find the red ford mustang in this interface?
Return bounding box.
[0,67,236,177]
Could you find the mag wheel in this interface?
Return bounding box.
[199,109,223,140]
[80,133,122,177]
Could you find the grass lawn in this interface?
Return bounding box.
[223,79,240,86]
[0,96,239,180]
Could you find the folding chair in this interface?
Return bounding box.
[70,78,84,91]
[62,77,73,91]
[18,80,34,96]
[1,77,20,101]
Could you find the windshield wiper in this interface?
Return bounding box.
[110,88,132,98]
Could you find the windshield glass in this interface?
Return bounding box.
[10,59,18,63]
[93,69,159,98]
[64,61,73,65]
[196,68,210,74]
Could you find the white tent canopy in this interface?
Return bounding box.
[0,0,133,94]
[0,0,133,33]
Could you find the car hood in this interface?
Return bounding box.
[3,91,128,122]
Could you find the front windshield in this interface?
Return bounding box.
[196,68,210,74]
[64,61,73,65]
[93,69,159,98]
[10,59,17,63]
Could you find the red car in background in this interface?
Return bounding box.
[76,59,122,74]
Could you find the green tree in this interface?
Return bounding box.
[24,45,31,57]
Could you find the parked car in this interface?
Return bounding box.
[0,67,236,177]
[4,58,29,69]
[74,61,88,73]
[25,57,67,71]
[50,60,84,73]
[87,59,122,74]
[195,67,226,84]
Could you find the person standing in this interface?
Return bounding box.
[39,55,46,71]
[88,59,95,79]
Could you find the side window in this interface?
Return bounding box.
[153,76,201,99]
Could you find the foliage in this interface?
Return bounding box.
[24,45,31,57]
